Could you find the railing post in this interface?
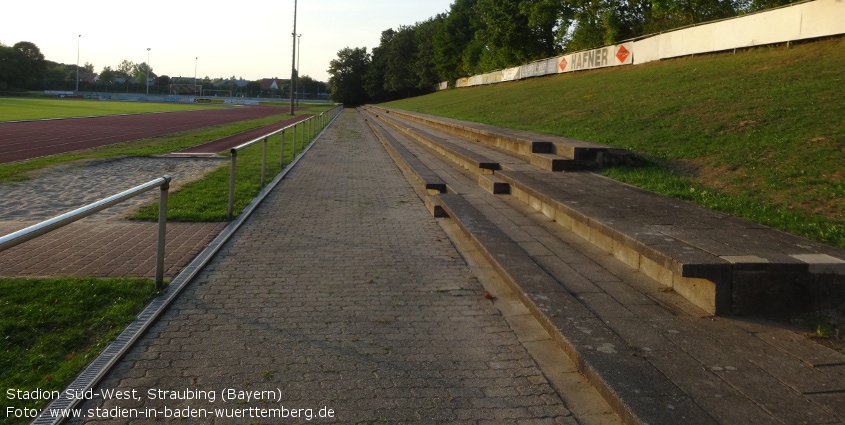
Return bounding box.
[292,123,298,157]
[261,136,267,187]
[280,129,286,169]
[228,148,237,221]
[301,119,306,148]
[155,176,171,291]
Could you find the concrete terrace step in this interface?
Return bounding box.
[367,105,633,168]
[364,108,500,175]
[529,152,583,172]
[435,193,716,425]
[367,106,568,175]
[369,105,579,173]
[495,169,845,315]
[361,108,448,195]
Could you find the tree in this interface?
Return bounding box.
[470,0,559,71]
[364,30,393,102]
[297,75,328,99]
[434,0,483,81]
[246,81,260,97]
[116,60,134,78]
[645,0,739,32]
[44,61,68,83]
[99,66,116,84]
[0,41,46,89]
[0,43,20,89]
[383,26,417,95]
[328,47,370,106]
[413,16,445,90]
[135,71,147,88]
[363,17,446,100]
[134,62,153,79]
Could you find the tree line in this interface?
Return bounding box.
[1,40,327,98]
[0,41,153,92]
[328,0,795,105]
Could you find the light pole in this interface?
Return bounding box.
[76,35,81,92]
[296,34,301,106]
[146,48,151,95]
[290,0,297,115]
[194,57,198,96]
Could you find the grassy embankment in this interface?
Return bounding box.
[0,101,332,421]
[384,37,844,250]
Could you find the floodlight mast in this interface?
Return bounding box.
[146,48,151,95]
[290,0,297,115]
[297,34,302,106]
[76,35,81,92]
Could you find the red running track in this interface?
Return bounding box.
[0,106,291,163]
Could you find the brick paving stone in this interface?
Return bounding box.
[0,221,225,278]
[67,110,574,424]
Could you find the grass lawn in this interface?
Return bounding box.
[384,37,845,249]
[0,97,227,122]
[0,277,158,423]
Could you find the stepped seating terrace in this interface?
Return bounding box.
[362,106,845,316]
[358,106,845,424]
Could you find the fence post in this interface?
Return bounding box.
[155,176,171,291]
[261,137,267,187]
[228,149,237,221]
[292,123,298,157]
[280,129,286,169]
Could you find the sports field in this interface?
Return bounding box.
[0,97,227,122]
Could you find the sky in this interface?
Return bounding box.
[2,0,454,83]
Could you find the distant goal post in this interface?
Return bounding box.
[169,84,201,95]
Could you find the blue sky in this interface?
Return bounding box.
[3,0,453,82]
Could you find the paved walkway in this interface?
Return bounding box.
[69,110,586,423]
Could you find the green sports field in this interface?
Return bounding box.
[0,97,228,122]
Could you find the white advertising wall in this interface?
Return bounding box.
[440,0,845,90]
[558,43,634,73]
[633,0,844,64]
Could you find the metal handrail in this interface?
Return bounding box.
[227,105,342,220]
[0,175,172,289]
